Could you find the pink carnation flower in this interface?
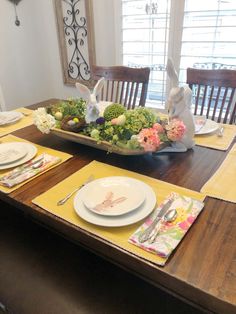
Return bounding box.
[153,123,164,133]
[165,119,186,142]
[137,127,161,152]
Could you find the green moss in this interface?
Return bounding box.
[103,103,125,121]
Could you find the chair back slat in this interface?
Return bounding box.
[127,82,135,109]
[132,83,139,109]
[119,81,125,104]
[229,90,236,124]
[110,81,114,102]
[224,88,236,124]
[194,85,201,115]
[187,68,236,124]
[124,82,130,107]
[206,86,214,118]
[218,88,228,123]
[200,85,208,116]
[106,80,110,101]
[212,87,221,121]
[91,65,150,108]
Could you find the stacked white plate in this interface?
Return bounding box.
[0,111,23,126]
[194,115,219,135]
[0,142,37,170]
[74,176,156,227]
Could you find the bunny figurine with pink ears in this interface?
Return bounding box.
[76,77,105,123]
[158,59,195,153]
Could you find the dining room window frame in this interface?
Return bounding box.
[115,0,236,109]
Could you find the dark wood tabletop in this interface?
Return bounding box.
[1,99,236,314]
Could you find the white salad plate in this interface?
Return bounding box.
[194,116,219,135]
[81,176,146,216]
[0,142,27,165]
[0,143,37,170]
[74,179,156,227]
[0,111,23,126]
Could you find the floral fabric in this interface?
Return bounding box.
[129,192,204,258]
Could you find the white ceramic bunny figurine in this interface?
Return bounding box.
[76,77,105,123]
[166,58,195,151]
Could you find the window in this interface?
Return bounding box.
[120,0,236,108]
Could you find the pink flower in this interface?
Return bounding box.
[165,119,186,141]
[137,127,161,152]
[153,123,164,133]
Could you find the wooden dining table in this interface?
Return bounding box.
[1,99,236,314]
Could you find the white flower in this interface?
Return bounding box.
[33,107,56,134]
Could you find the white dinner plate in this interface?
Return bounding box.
[0,111,23,126]
[81,176,146,216]
[74,180,156,227]
[0,142,27,165]
[194,116,219,135]
[0,143,37,170]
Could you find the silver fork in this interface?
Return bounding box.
[57,175,94,206]
[217,126,224,137]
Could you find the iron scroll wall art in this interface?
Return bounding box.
[54,0,96,87]
[7,0,22,26]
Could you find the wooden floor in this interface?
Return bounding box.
[0,204,204,314]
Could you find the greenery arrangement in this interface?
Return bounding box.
[33,98,186,153]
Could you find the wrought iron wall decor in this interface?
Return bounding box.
[54,0,96,87]
[7,0,22,26]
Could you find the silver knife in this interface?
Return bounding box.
[138,199,173,243]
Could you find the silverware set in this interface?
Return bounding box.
[139,199,177,243]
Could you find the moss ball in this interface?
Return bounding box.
[103,103,125,121]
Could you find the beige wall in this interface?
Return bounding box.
[0,0,117,109]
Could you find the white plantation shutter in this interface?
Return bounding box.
[179,0,236,83]
[120,0,236,109]
[121,0,170,107]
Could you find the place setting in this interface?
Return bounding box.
[0,134,73,193]
[0,107,34,137]
[32,160,205,266]
[72,176,156,227]
[193,115,236,151]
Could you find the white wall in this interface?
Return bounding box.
[0,0,117,110]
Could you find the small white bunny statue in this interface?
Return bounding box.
[160,59,195,153]
[76,77,105,123]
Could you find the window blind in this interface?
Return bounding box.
[121,0,170,107]
[179,0,236,83]
[121,0,236,108]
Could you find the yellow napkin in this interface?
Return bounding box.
[194,124,236,151]
[32,161,205,266]
[0,135,72,193]
[0,107,33,137]
[201,144,236,203]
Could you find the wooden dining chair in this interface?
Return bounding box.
[91,65,150,109]
[187,68,236,124]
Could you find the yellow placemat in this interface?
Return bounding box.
[0,135,73,193]
[194,124,236,151]
[32,161,205,266]
[201,144,236,203]
[0,107,34,137]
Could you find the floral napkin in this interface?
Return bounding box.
[194,115,207,133]
[0,153,61,188]
[129,192,204,258]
